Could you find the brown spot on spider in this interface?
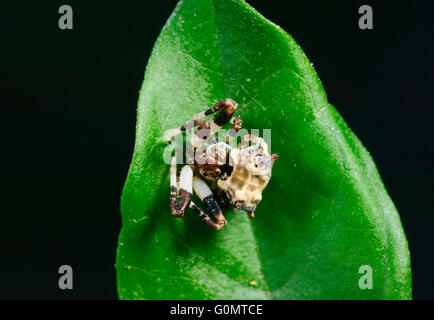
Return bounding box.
[166,99,278,230]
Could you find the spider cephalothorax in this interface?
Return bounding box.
[165,99,278,230]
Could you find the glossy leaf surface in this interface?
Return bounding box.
[116,0,411,299]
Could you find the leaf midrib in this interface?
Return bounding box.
[207,0,275,299]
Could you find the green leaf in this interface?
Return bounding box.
[116,0,411,299]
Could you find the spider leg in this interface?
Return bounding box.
[214,187,232,209]
[192,99,239,152]
[238,134,270,154]
[210,181,231,209]
[189,201,225,230]
[193,98,238,123]
[225,116,243,144]
[170,154,193,218]
[166,99,238,143]
[193,176,227,228]
[165,119,210,144]
[208,99,238,136]
[190,120,212,150]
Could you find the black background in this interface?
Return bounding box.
[2,1,433,299]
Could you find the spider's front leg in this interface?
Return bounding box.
[192,176,227,229]
[189,201,226,230]
[194,99,238,133]
[165,99,238,144]
[170,154,192,217]
[225,116,243,145]
[165,119,209,144]
[190,99,239,151]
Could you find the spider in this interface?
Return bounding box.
[165,99,278,230]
